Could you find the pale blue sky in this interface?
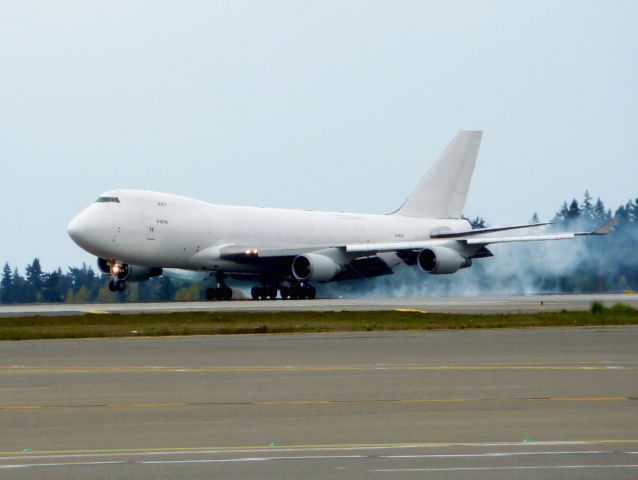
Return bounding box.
[1,0,637,271]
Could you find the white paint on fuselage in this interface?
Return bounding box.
[68,189,471,273]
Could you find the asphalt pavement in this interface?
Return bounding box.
[1,327,637,478]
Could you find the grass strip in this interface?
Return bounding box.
[1,304,637,341]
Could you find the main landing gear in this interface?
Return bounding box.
[279,284,316,300]
[250,282,316,300]
[205,273,233,301]
[250,286,278,300]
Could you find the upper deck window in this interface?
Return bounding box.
[95,196,120,203]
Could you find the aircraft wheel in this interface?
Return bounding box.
[280,287,289,300]
[108,280,117,292]
[116,280,126,292]
[251,287,259,300]
[205,288,216,300]
[307,286,316,299]
[221,287,233,300]
[266,288,276,300]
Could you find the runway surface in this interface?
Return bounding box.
[1,327,638,478]
[1,293,637,317]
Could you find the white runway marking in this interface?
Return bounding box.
[2,440,637,460]
[370,464,638,473]
[2,448,637,470]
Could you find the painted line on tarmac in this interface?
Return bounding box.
[0,396,633,411]
[2,439,638,458]
[3,450,638,470]
[2,449,633,462]
[370,464,638,473]
[1,362,636,375]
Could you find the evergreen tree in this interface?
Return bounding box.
[628,199,638,223]
[615,204,631,225]
[530,212,540,224]
[469,216,487,229]
[0,263,13,304]
[593,198,610,224]
[41,270,64,303]
[24,258,43,303]
[566,199,581,221]
[12,268,26,303]
[582,191,594,226]
[554,202,570,225]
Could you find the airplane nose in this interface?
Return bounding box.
[67,213,87,244]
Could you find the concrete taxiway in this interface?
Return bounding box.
[1,293,637,317]
[1,327,637,478]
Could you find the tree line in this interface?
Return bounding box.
[0,260,198,304]
[1,192,637,304]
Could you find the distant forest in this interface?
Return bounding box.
[1,192,637,304]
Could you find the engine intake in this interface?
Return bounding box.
[292,254,343,282]
[97,258,162,282]
[417,247,470,274]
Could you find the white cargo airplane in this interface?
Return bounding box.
[67,131,614,300]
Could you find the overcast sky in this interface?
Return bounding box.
[1,0,637,271]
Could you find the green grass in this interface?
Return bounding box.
[1,303,637,341]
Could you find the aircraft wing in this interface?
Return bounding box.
[214,219,615,278]
[345,218,617,254]
[459,218,617,246]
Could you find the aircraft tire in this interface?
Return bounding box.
[307,286,316,299]
[205,288,216,300]
[251,287,259,300]
[108,280,117,292]
[116,280,126,292]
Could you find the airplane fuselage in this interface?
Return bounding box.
[68,189,471,274]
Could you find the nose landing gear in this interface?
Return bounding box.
[108,262,126,293]
[108,279,126,292]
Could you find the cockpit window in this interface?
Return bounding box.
[95,196,120,203]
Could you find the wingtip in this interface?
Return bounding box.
[593,218,618,235]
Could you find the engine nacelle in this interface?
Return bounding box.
[97,258,162,282]
[292,254,343,282]
[417,247,470,275]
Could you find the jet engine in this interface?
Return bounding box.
[97,258,163,282]
[292,254,343,282]
[417,247,471,274]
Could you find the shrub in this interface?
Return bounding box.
[591,301,604,314]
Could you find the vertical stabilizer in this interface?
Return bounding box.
[394,130,482,219]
